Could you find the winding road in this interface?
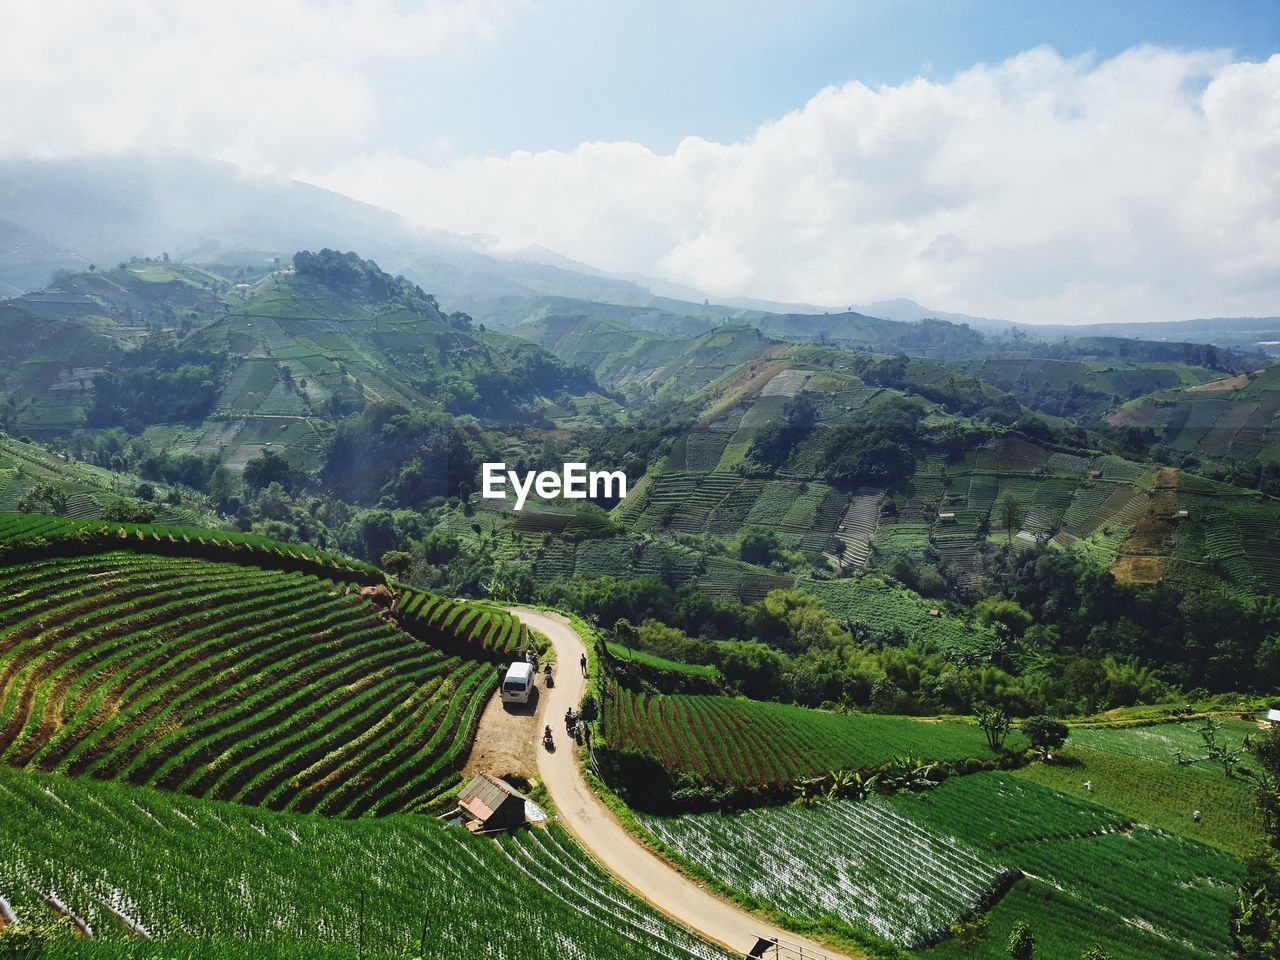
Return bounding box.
[506,607,861,960]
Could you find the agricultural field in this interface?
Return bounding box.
[0,767,732,960]
[1068,718,1262,776]
[601,690,1016,789]
[0,512,380,580]
[395,586,533,659]
[952,357,1221,420]
[0,435,210,524]
[639,799,1013,949]
[0,550,491,815]
[798,576,994,655]
[1109,365,1280,465]
[903,773,1243,960]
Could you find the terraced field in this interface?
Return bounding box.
[799,576,994,655]
[905,773,1242,960]
[640,798,1013,948]
[601,689,1012,788]
[395,586,532,659]
[0,551,492,815]
[0,767,732,960]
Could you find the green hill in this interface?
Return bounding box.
[0,517,529,816]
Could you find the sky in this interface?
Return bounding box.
[2,0,1279,323]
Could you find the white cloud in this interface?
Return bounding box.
[0,0,522,170]
[316,46,1280,323]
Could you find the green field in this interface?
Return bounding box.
[903,773,1242,960]
[602,690,1018,788]
[0,767,731,960]
[639,798,1012,948]
[798,576,994,654]
[0,551,490,815]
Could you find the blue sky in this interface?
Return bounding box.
[5,0,1279,321]
[395,0,1280,155]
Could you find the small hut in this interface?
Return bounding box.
[1267,708,1280,726]
[456,774,529,833]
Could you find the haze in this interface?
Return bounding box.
[2,0,1278,323]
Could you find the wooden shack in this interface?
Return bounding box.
[456,774,529,833]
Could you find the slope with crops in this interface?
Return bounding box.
[599,686,1016,794]
[0,522,516,816]
[0,766,733,960]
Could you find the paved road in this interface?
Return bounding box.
[508,606,862,960]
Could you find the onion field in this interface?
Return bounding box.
[0,768,732,960]
[602,689,1013,787]
[395,586,531,658]
[899,773,1243,960]
[639,799,1014,948]
[0,512,381,581]
[0,551,494,814]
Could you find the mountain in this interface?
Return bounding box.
[1014,316,1280,354]
[0,251,601,475]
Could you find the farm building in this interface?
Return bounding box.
[455,774,529,833]
[1267,708,1280,726]
[938,512,956,522]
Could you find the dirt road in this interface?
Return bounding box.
[507,606,861,960]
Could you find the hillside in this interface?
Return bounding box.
[0,517,535,815]
[0,252,604,475]
[1109,364,1280,470]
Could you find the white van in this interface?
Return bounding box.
[501,661,535,704]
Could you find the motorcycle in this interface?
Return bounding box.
[543,664,554,688]
[542,726,555,751]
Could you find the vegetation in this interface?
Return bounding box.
[0,549,490,815]
[0,767,731,960]
[599,688,1019,800]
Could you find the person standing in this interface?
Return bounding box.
[579,653,588,677]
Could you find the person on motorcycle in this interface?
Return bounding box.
[543,725,553,742]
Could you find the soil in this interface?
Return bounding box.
[460,678,545,784]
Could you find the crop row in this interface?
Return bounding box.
[0,552,494,815]
[640,797,1012,948]
[0,512,382,582]
[395,586,529,658]
[602,689,1006,789]
[0,767,732,960]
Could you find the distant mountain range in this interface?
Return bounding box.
[1,153,1275,353]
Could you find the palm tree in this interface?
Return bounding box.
[995,493,1026,545]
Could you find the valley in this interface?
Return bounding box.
[0,247,1276,960]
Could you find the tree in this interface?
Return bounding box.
[950,913,989,954]
[1079,949,1114,960]
[1007,920,1035,960]
[1175,716,1247,778]
[613,619,639,656]
[736,527,783,566]
[1231,725,1280,958]
[974,597,1033,644]
[17,483,69,516]
[974,701,1013,752]
[380,550,412,576]
[1022,715,1069,759]
[994,493,1026,545]
[243,448,297,494]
